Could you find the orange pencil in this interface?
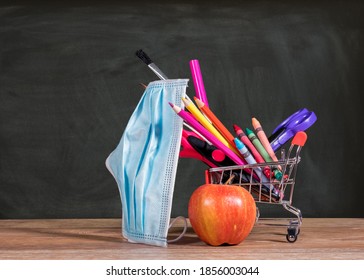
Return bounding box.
[194,97,240,156]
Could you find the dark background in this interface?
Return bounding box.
[1,0,363,219]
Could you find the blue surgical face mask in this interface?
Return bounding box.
[106,79,188,247]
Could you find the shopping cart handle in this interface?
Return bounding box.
[291,131,307,147]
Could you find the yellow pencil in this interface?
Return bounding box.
[182,97,240,156]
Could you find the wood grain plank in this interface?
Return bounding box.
[0,218,363,260]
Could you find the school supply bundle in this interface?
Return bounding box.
[106,49,317,246]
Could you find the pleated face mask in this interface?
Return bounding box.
[106,79,188,247]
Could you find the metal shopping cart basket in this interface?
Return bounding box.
[205,131,308,242]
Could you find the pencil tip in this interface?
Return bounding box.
[194,97,203,107]
[181,97,189,104]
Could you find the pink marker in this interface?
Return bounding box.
[189,59,209,107]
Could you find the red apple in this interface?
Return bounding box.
[188,184,256,246]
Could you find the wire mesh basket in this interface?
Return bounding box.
[205,131,308,242]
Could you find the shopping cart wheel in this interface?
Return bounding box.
[286,234,297,243]
[286,227,298,243]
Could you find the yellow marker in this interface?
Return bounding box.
[182,98,240,156]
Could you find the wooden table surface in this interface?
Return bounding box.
[0,218,363,260]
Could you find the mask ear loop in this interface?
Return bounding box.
[167,216,188,243]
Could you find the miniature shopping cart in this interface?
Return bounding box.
[205,131,308,242]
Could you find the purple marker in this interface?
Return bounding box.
[189,59,209,107]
